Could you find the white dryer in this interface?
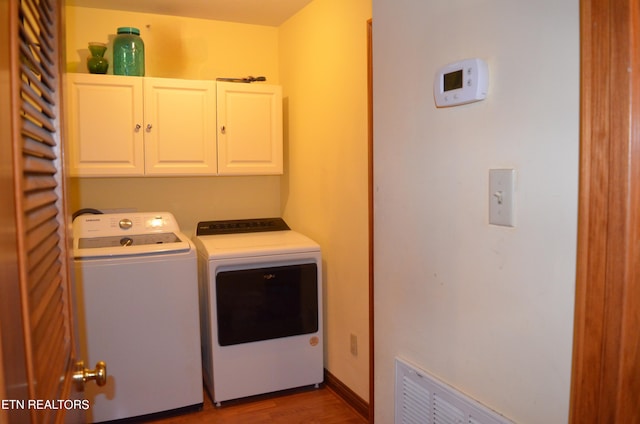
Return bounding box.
[73,212,202,422]
[192,218,323,406]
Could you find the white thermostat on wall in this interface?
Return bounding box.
[433,58,488,107]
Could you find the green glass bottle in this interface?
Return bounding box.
[87,42,109,74]
[113,27,145,76]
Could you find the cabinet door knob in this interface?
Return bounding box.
[220,126,226,134]
[135,124,141,132]
[146,124,153,132]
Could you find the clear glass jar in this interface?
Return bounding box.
[113,27,145,76]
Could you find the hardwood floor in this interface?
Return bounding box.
[143,386,368,424]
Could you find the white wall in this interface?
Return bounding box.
[372,1,579,423]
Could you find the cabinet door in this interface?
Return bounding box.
[216,82,283,175]
[66,74,144,176]
[143,78,217,175]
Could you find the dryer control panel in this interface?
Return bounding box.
[196,217,290,236]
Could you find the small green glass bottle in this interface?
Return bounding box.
[113,27,145,76]
[87,42,109,74]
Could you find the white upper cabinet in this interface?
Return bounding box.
[66,75,283,177]
[216,81,283,175]
[66,74,216,177]
[143,78,216,175]
[66,74,145,176]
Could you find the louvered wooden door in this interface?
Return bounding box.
[2,0,85,422]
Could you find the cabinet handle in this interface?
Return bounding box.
[220,126,226,134]
[146,124,153,132]
[135,124,141,132]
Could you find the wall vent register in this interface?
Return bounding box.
[395,357,513,424]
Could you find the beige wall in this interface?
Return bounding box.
[67,176,282,236]
[279,0,372,400]
[65,7,282,235]
[373,0,579,422]
[65,7,279,81]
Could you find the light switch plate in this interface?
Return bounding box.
[489,169,515,227]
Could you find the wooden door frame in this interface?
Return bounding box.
[570,0,640,421]
[367,18,374,424]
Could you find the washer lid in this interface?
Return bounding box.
[78,232,182,249]
[74,232,192,258]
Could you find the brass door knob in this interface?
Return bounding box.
[73,360,107,390]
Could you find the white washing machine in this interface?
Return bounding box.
[192,218,323,406]
[73,212,203,422]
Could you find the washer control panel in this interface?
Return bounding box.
[72,212,191,257]
[78,232,182,249]
[74,212,181,238]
